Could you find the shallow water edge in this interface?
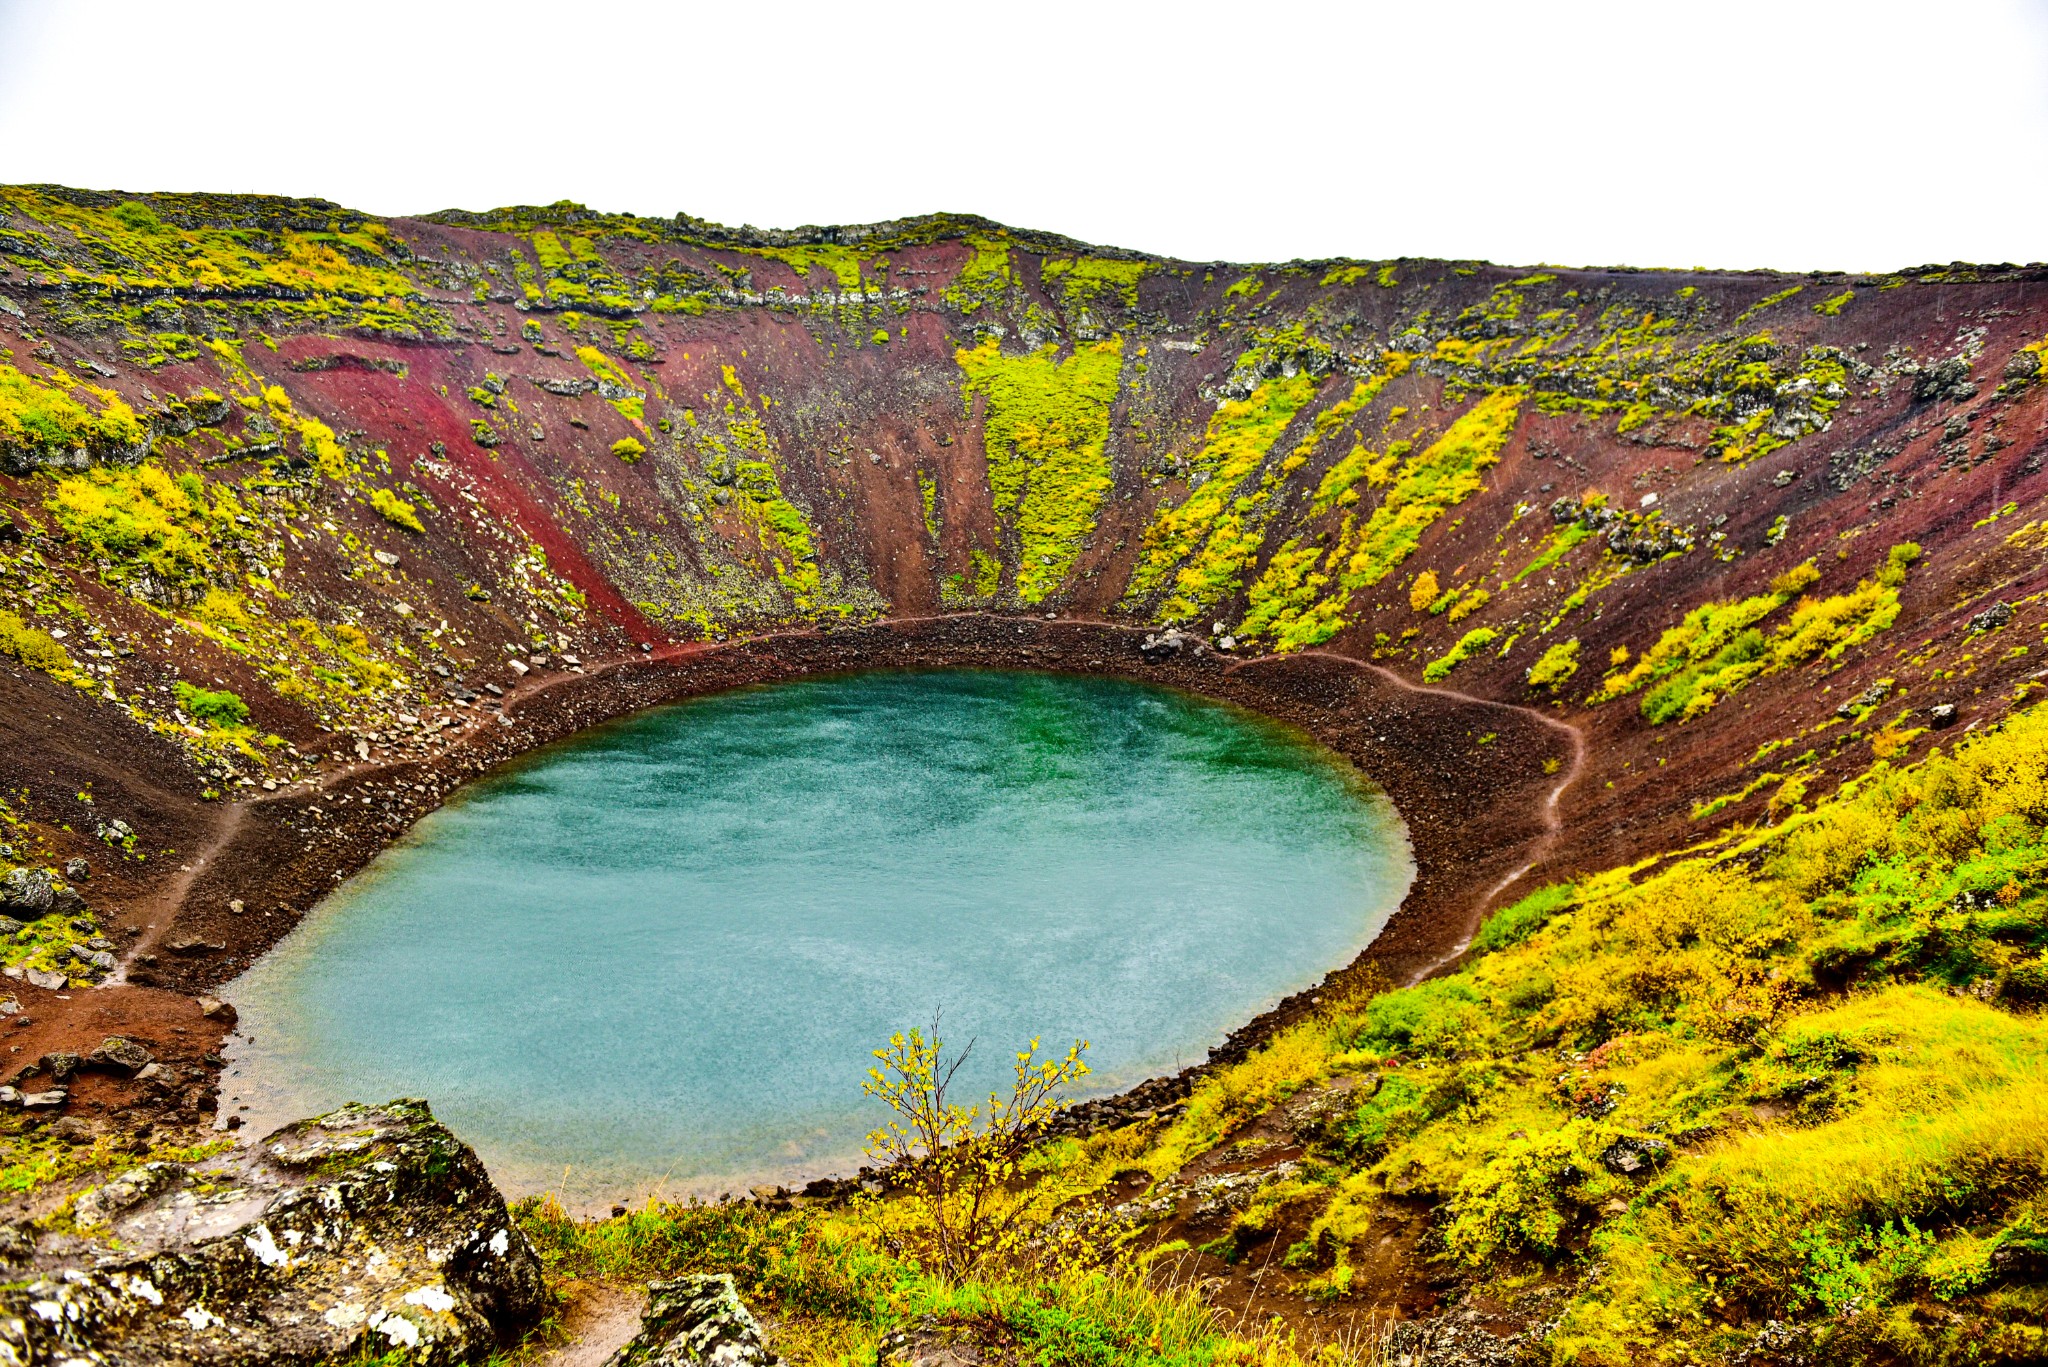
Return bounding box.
[222,669,1413,1203]
[154,617,1573,1205]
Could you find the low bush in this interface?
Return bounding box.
[370,486,424,533]
[1422,626,1498,682]
[173,680,249,727]
[0,611,72,675]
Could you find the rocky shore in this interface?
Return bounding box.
[113,616,1569,1138]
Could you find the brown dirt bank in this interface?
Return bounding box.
[102,614,1574,1150]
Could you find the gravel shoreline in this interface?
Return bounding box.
[115,614,1572,1179]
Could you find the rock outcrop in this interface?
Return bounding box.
[0,1099,545,1366]
[604,1275,783,1367]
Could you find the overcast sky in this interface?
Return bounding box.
[3,0,2047,272]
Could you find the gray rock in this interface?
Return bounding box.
[24,968,67,991]
[1929,702,1959,728]
[0,867,56,919]
[48,1116,94,1145]
[19,1089,66,1110]
[1835,681,1892,718]
[87,1036,154,1077]
[1600,1134,1671,1175]
[40,1052,82,1083]
[0,1099,546,1366]
[1139,628,1203,661]
[605,1275,782,1367]
[74,1161,184,1228]
[1970,600,2014,633]
[64,857,89,882]
[197,995,238,1024]
[1912,356,1978,403]
[1382,1311,1535,1367]
[0,1221,35,1265]
[1730,1318,1811,1366]
[2003,350,2040,382]
[165,936,224,956]
[0,917,22,938]
[878,1322,985,1367]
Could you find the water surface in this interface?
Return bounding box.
[225,670,1411,1203]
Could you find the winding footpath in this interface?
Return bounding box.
[1224,646,1589,982]
[104,801,248,985]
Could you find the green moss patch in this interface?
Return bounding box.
[957,337,1123,604]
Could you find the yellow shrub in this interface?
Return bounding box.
[0,611,73,676]
[370,487,425,534]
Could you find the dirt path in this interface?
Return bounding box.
[1225,646,1590,982]
[104,800,249,984]
[530,1283,645,1367]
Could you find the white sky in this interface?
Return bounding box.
[3,0,2047,272]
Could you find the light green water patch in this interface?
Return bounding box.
[224,671,1412,1205]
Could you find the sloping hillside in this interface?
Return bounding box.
[3,188,2041,841]
[1,184,2045,1364]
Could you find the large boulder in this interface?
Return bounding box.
[0,865,85,919]
[605,1275,783,1367]
[0,1098,546,1366]
[0,867,56,919]
[86,1036,155,1077]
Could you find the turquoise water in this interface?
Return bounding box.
[223,671,1411,1203]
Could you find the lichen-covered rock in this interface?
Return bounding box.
[1911,355,1978,403]
[86,1036,155,1077]
[877,1320,986,1367]
[0,867,57,919]
[0,1099,546,1366]
[605,1275,783,1367]
[1599,1133,1672,1175]
[1971,600,2015,633]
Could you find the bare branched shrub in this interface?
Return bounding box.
[863,1018,1088,1280]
